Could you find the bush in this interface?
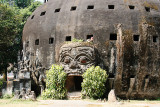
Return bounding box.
[81,66,108,99]
[42,65,67,99]
[3,94,13,99]
[0,79,3,89]
[72,38,83,42]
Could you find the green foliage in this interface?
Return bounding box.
[42,65,67,99]
[3,94,13,99]
[72,38,83,42]
[0,0,16,5]
[20,1,42,24]
[0,4,22,75]
[15,0,35,8]
[0,2,41,78]
[81,66,108,99]
[0,79,3,89]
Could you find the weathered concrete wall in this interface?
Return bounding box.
[22,0,160,99]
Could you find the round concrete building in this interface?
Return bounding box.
[22,0,160,99]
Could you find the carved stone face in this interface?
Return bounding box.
[59,43,95,75]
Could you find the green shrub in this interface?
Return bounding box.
[72,38,83,42]
[81,66,108,99]
[3,94,13,99]
[0,79,3,89]
[42,65,67,99]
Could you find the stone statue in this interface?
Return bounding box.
[59,43,95,75]
[29,91,36,101]
[20,88,26,100]
[108,89,117,102]
[14,88,36,100]
[14,90,20,99]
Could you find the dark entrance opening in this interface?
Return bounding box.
[65,76,83,92]
[74,76,82,91]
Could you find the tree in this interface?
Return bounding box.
[0,1,42,80]
[0,0,35,8]
[0,3,22,80]
[15,0,35,8]
[20,1,42,24]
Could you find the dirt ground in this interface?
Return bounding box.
[1,99,160,107]
[38,100,160,107]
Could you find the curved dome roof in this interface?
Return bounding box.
[23,0,160,40]
[22,0,160,99]
[22,0,160,67]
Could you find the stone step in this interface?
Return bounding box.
[67,91,81,100]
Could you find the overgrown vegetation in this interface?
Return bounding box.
[2,94,13,99]
[0,79,3,89]
[72,38,83,42]
[42,65,67,99]
[81,66,108,99]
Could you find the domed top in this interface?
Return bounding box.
[22,0,160,99]
[22,0,160,68]
[23,0,160,40]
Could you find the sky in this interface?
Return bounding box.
[35,0,44,3]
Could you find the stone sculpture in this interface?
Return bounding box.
[14,89,36,101]
[14,90,20,99]
[59,43,95,75]
[108,89,117,102]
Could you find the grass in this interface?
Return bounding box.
[0,99,38,107]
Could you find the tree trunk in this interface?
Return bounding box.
[2,69,7,81]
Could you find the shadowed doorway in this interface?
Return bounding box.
[65,76,83,92]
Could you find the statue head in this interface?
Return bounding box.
[59,43,95,75]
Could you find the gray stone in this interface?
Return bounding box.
[13,88,36,100]
[28,91,36,101]
[108,89,117,102]
[14,0,160,99]
[59,43,96,76]
[14,90,20,99]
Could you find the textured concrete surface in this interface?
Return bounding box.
[22,0,160,99]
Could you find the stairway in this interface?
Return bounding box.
[67,91,81,100]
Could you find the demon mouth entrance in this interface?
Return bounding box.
[65,76,83,92]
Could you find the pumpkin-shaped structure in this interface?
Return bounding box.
[22,0,160,99]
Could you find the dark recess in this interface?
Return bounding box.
[87,5,94,9]
[145,7,150,12]
[108,74,115,78]
[133,35,139,41]
[40,11,46,16]
[87,35,93,39]
[145,75,149,79]
[31,15,34,19]
[108,5,114,9]
[74,76,83,91]
[35,39,39,45]
[55,8,61,13]
[110,33,117,40]
[130,75,135,78]
[26,41,29,47]
[153,36,158,42]
[49,38,54,44]
[66,36,71,41]
[71,6,77,11]
[129,5,135,9]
